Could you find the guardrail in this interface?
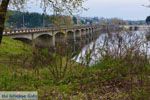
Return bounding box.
[3,25,98,35]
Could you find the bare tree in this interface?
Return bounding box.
[0,0,10,44]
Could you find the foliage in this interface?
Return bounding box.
[6,11,44,28]
[0,35,149,99]
[49,15,73,27]
[146,16,150,25]
[5,11,74,28]
[73,16,77,24]
[0,37,31,56]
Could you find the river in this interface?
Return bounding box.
[76,30,150,66]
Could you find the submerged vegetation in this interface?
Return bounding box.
[0,32,149,99]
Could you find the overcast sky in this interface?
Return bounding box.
[81,0,150,20]
[22,0,150,20]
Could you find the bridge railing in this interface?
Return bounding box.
[3,24,99,35]
[3,28,50,35]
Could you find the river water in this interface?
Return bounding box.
[75,30,150,66]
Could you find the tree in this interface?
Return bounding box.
[81,19,85,25]
[0,0,84,44]
[73,16,77,24]
[146,16,150,25]
[0,0,10,44]
[109,18,127,25]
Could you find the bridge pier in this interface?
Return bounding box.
[52,35,55,47]
[4,25,102,51]
[85,34,89,44]
[81,29,87,46]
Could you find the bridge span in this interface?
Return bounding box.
[122,25,150,31]
[3,25,101,47]
[3,25,150,47]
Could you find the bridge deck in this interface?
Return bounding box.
[3,25,98,35]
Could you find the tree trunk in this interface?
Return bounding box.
[0,0,10,44]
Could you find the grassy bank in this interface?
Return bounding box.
[0,37,31,56]
[0,37,32,62]
[0,37,149,99]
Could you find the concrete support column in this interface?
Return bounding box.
[31,33,34,40]
[79,30,82,40]
[52,35,55,47]
[84,30,87,44]
[88,30,91,42]
[86,30,90,44]
[64,30,67,42]
[91,29,94,41]
[85,30,90,44]
[84,30,87,38]
[78,30,82,49]
[73,32,76,42]
[73,32,76,52]
[31,33,35,48]
[81,30,85,45]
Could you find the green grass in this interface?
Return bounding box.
[0,37,149,99]
[0,37,32,57]
[0,37,82,99]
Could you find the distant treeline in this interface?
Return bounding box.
[5,11,74,29]
[127,20,146,25]
[5,11,146,29]
[5,11,50,28]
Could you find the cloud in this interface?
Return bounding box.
[6,0,149,20]
[81,0,150,20]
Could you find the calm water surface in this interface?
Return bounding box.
[76,30,150,66]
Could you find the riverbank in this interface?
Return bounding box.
[0,37,149,99]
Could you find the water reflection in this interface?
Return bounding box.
[76,30,150,66]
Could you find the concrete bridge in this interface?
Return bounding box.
[3,25,101,47]
[122,25,150,31]
[3,24,149,47]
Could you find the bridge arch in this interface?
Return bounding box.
[55,32,66,45]
[34,32,53,39]
[13,37,32,44]
[67,31,74,40]
[34,34,53,48]
[89,28,92,30]
[10,33,33,41]
[55,31,65,36]
[92,28,94,32]
[134,26,139,31]
[55,32,65,37]
[66,31,76,51]
[75,30,80,37]
[67,31,74,36]
[81,29,86,36]
[86,31,90,36]
[74,29,81,46]
[89,28,93,34]
[86,28,89,33]
[81,29,85,32]
[129,27,133,31]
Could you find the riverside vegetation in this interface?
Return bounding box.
[0,32,150,100]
